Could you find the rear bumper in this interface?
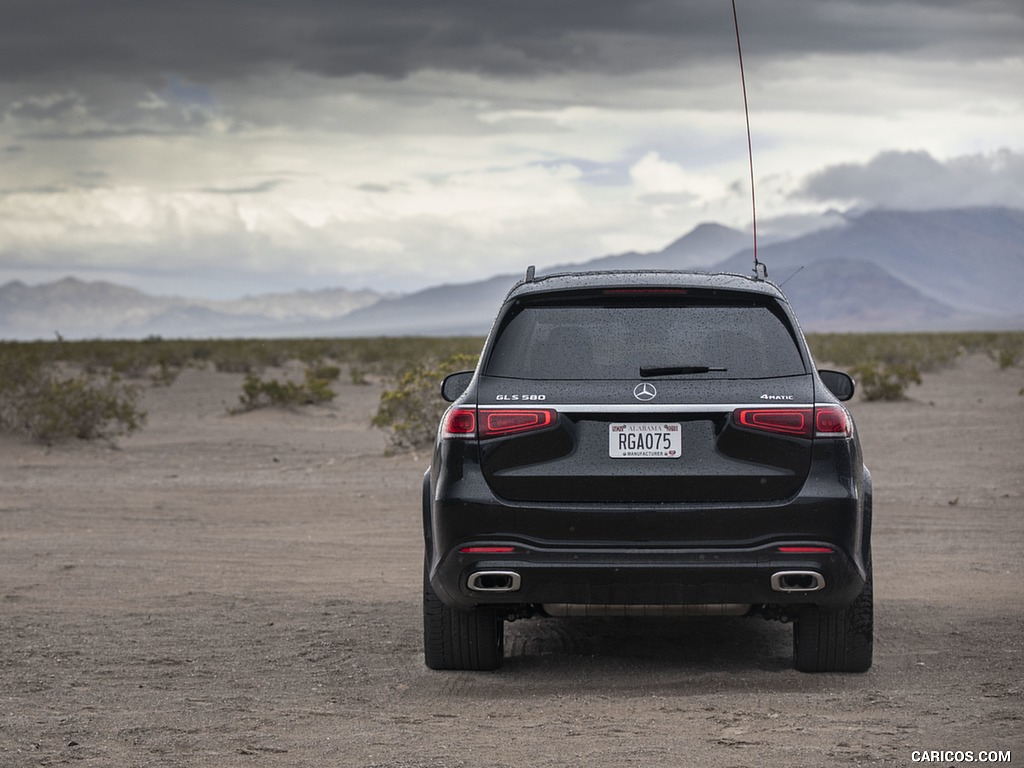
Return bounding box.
[430,540,866,610]
[426,441,871,612]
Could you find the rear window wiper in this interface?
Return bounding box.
[639,365,728,377]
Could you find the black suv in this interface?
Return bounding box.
[423,270,872,673]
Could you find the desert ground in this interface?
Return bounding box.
[1,353,1021,767]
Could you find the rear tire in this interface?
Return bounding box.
[793,554,873,673]
[423,559,505,671]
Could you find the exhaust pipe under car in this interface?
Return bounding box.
[467,571,521,592]
[771,571,825,592]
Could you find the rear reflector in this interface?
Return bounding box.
[459,546,517,554]
[778,546,834,554]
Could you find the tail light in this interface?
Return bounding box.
[480,408,556,437]
[442,408,476,438]
[443,407,556,439]
[735,407,812,437]
[733,405,851,439]
[814,405,852,437]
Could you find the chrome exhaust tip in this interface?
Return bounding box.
[467,571,521,592]
[771,571,825,592]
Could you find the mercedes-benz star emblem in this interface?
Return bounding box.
[633,382,657,401]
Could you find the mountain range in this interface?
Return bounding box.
[2,206,1022,340]
[0,282,384,340]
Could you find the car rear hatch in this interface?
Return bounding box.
[475,289,815,504]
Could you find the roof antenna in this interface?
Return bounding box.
[779,265,804,288]
[732,0,765,280]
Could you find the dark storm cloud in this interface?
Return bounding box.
[797,149,1024,210]
[2,0,1021,86]
[6,93,84,120]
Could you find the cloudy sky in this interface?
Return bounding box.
[1,0,1022,298]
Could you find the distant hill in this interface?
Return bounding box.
[774,259,964,332]
[0,278,384,340]
[326,206,1024,335]
[2,207,1021,340]
[326,221,758,336]
[321,225,761,339]
[544,222,753,273]
[717,207,1024,319]
[294,275,517,338]
[0,278,174,340]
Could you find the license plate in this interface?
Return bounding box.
[608,423,682,458]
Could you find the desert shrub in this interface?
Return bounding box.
[850,361,922,402]
[809,333,960,372]
[309,363,341,382]
[335,337,485,378]
[210,341,288,373]
[0,344,47,389]
[231,365,337,412]
[1,336,489,382]
[0,350,145,443]
[372,353,479,453]
[14,374,145,442]
[991,336,1023,370]
[808,331,1024,374]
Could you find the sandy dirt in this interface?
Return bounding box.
[1,354,1022,767]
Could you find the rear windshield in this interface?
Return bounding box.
[484,298,807,380]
